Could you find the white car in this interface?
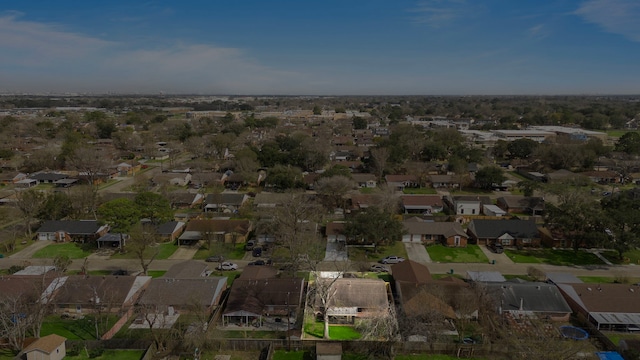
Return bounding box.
[380,256,405,264]
[370,264,389,273]
[216,262,238,271]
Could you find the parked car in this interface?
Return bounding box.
[205,255,224,262]
[380,256,405,264]
[245,240,256,251]
[370,264,389,273]
[252,247,263,257]
[248,260,266,266]
[216,262,238,271]
[488,243,504,254]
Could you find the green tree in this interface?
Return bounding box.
[265,165,304,191]
[320,165,352,179]
[344,206,403,247]
[39,192,73,220]
[312,105,322,115]
[615,132,640,155]
[134,192,173,224]
[601,190,640,259]
[97,198,141,234]
[474,166,505,190]
[352,116,367,130]
[507,138,538,159]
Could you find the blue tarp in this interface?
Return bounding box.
[596,351,624,360]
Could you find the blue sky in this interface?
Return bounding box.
[1,0,640,95]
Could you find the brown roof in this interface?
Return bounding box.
[324,278,388,309]
[349,194,374,209]
[325,221,346,236]
[397,280,472,319]
[238,266,278,280]
[225,277,304,316]
[0,275,59,301]
[567,283,640,313]
[401,195,443,207]
[185,219,252,235]
[385,174,418,183]
[163,261,208,279]
[23,334,66,354]
[391,260,432,284]
[53,275,138,306]
[138,277,227,308]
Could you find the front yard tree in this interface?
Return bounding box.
[128,223,160,276]
[314,175,355,211]
[601,190,640,260]
[344,206,403,247]
[14,189,43,238]
[134,192,173,224]
[507,138,538,159]
[97,197,141,245]
[474,166,505,190]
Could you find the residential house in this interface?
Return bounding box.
[402,218,468,247]
[485,281,572,321]
[496,196,545,216]
[151,172,191,187]
[167,192,204,209]
[203,193,249,213]
[222,267,304,327]
[178,219,252,246]
[115,162,141,176]
[445,195,492,216]
[96,233,128,249]
[36,220,109,243]
[385,175,420,191]
[348,194,375,213]
[221,172,245,189]
[579,170,621,184]
[556,283,640,331]
[466,219,541,247]
[400,195,444,215]
[51,275,151,315]
[429,174,461,189]
[189,172,223,188]
[0,171,27,185]
[30,172,68,184]
[351,173,377,188]
[316,278,391,324]
[155,221,186,242]
[23,334,66,360]
[137,263,227,316]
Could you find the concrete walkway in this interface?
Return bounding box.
[404,242,432,264]
[9,240,52,259]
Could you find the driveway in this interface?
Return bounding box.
[404,242,432,264]
[325,240,348,262]
[9,240,52,259]
[479,244,515,265]
[168,241,202,260]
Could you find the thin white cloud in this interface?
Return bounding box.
[0,14,308,94]
[575,0,640,42]
[528,24,551,40]
[408,0,471,28]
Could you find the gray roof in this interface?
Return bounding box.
[163,261,208,279]
[468,219,539,239]
[37,220,102,235]
[403,220,467,238]
[467,271,506,282]
[545,272,583,284]
[156,221,185,235]
[138,277,227,308]
[486,282,572,314]
[205,193,247,205]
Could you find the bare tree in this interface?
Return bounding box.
[13,189,43,238]
[66,146,112,219]
[370,147,389,181]
[128,223,160,275]
[314,175,355,211]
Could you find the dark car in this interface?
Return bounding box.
[488,243,504,254]
[252,247,263,257]
[245,240,256,251]
[248,260,266,266]
[205,255,225,262]
[112,270,128,276]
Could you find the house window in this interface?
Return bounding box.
[501,239,511,246]
[522,238,532,244]
[460,209,464,214]
[471,209,476,215]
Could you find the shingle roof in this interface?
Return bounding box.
[403,220,467,238]
[138,277,227,308]
[391,260,432,284]
[485,282,572,314]
[155,221,185,236]
[468,219,539,239]
[23,334,66,354]
[401,195,443,207]
[558,283,640,314]
[323,278,388,309]
[163,261,208,279]
[36,220,102,235]
[204,193,247,205]
[53,275,141,306]
[225,277,304,316]
[184,219,251,235]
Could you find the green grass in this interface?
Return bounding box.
[146,270,167,278]
[65,349,145,360]
[304,322,361,340]
[110,242,177,260]
[578,276,640,284]
[347,241,407,262]
[426,244,489,263]
[273,350,310,360]
[222,330,280,339]
[0,349,17,360]
[601,248,640,265]
[606,130,638,138]
[193,242,246,260]
[504,249,605,266]
[359,187,376,194]
[403,187,437,194]
[41,315,119,340]
[396,355,488,360]
[209,270,240,286]
[32,242,93,259]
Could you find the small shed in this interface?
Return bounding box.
[316,342,342,360]
[23,334,66,360]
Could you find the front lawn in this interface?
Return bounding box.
[426,245,489,263]
[504,249,606,266]
[273,350,309,360]
[347,241,407,262]
[601,248,640,265]
[304,322,361,340]
[41,315,119,340]
[193,242,245,260]
[32,242,93,259]
[403,188,437,194]
[146,270,167,278]
[396,355,488,360]
[110,242,177,260]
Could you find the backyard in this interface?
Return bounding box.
[65,349,145,360]
[426,244,489,263]
[303,321,361,340]
[504,249,606,266]
[40,314,119,340]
